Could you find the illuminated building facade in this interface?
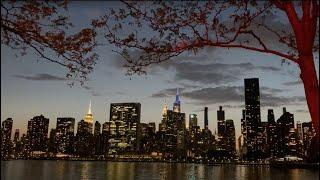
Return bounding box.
[189,114,198,129]
[1,118,13,159]
[75,119,93,156]
[302,122,315,157]
[243,78,261,160]
[225,119,236,154]
[217,106,225,136]
[216,106,226,151]
[109,103,141,153]
[55,117,75,154]
[276,108,297,157]
[267,109,278,157]
[173,88,181,113]
[84,100,94,134]
[27,115,49,152]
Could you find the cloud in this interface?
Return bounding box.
[295,109,309,113]
[260,86,285,93]
[223,104,246,109]
[83,86,92,90]
[152,61,281,85]
[182,86,244,105]
[90,91,101,97]
[81,85,101,97]
[283,80,302,86]
[151,85,305,107]
[115,91,126,95]
[260,94,305,107]
[151,87,185,98]
[110,48,281,86]
[165,80,200,89]
[13,74,66,81]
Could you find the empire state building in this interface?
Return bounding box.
[173,88,181,113]
[84,100,94,133]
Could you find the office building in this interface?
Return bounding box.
[109,103,141,153]
[27,115,49,152]
[84,100,94,134]
[204,107,208,129]
[56,117,75,154]
[225,119,236,154]
[189,114,198,129]
[1,118,13,159]
[173,88,181,113]
[243,78,261,160]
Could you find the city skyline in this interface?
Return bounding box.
[1,1,318,141]
[2,78,311,144]
[2,78,316,161]
[1,1,319,179]
[1,84,313,140]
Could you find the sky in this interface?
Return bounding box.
[1,1,319,139]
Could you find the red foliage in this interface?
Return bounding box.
[1,0,98,85]
[93,1,319,136]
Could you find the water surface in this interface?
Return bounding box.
[1,160,319,180]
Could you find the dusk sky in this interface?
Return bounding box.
[1,1,319,138]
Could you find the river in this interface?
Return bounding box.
[1,160,319,180]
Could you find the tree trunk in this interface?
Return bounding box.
[299,54,319,138]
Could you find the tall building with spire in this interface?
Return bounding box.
[159,100,168,132]
[84,100,94,134]
[173,88,181,113]
[162,99,168,117]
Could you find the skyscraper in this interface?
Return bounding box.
[56,117,75,154]
[13,129,20,142]
[94,121,101,136]
[1,118,13,160]
[244,78,261,128]
[243,78,261,160]
[217,106,225,136]
[48,128,57,153]
[27,115,49,152]
[267,109,277,157]
[84,100,94,134]
[204,107,208,130]
[75,119,93,156]
[159,100,169,132]
[267,109,275,123]
[109,103,141,153]
[173,88,181,113]
[276,108,296,157]
[296,121,303,141]
[175,112,186,157]
[148,122,156,134]
[93,121,102,155]
[301,122,316,158]
[225,119,236,154]
[159,92,187,158]
[13,129,21,158]
[216,106,226,151]
[189,114,198,129]
[240,109,247,146]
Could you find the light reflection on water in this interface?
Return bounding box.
[1,160,319,180]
